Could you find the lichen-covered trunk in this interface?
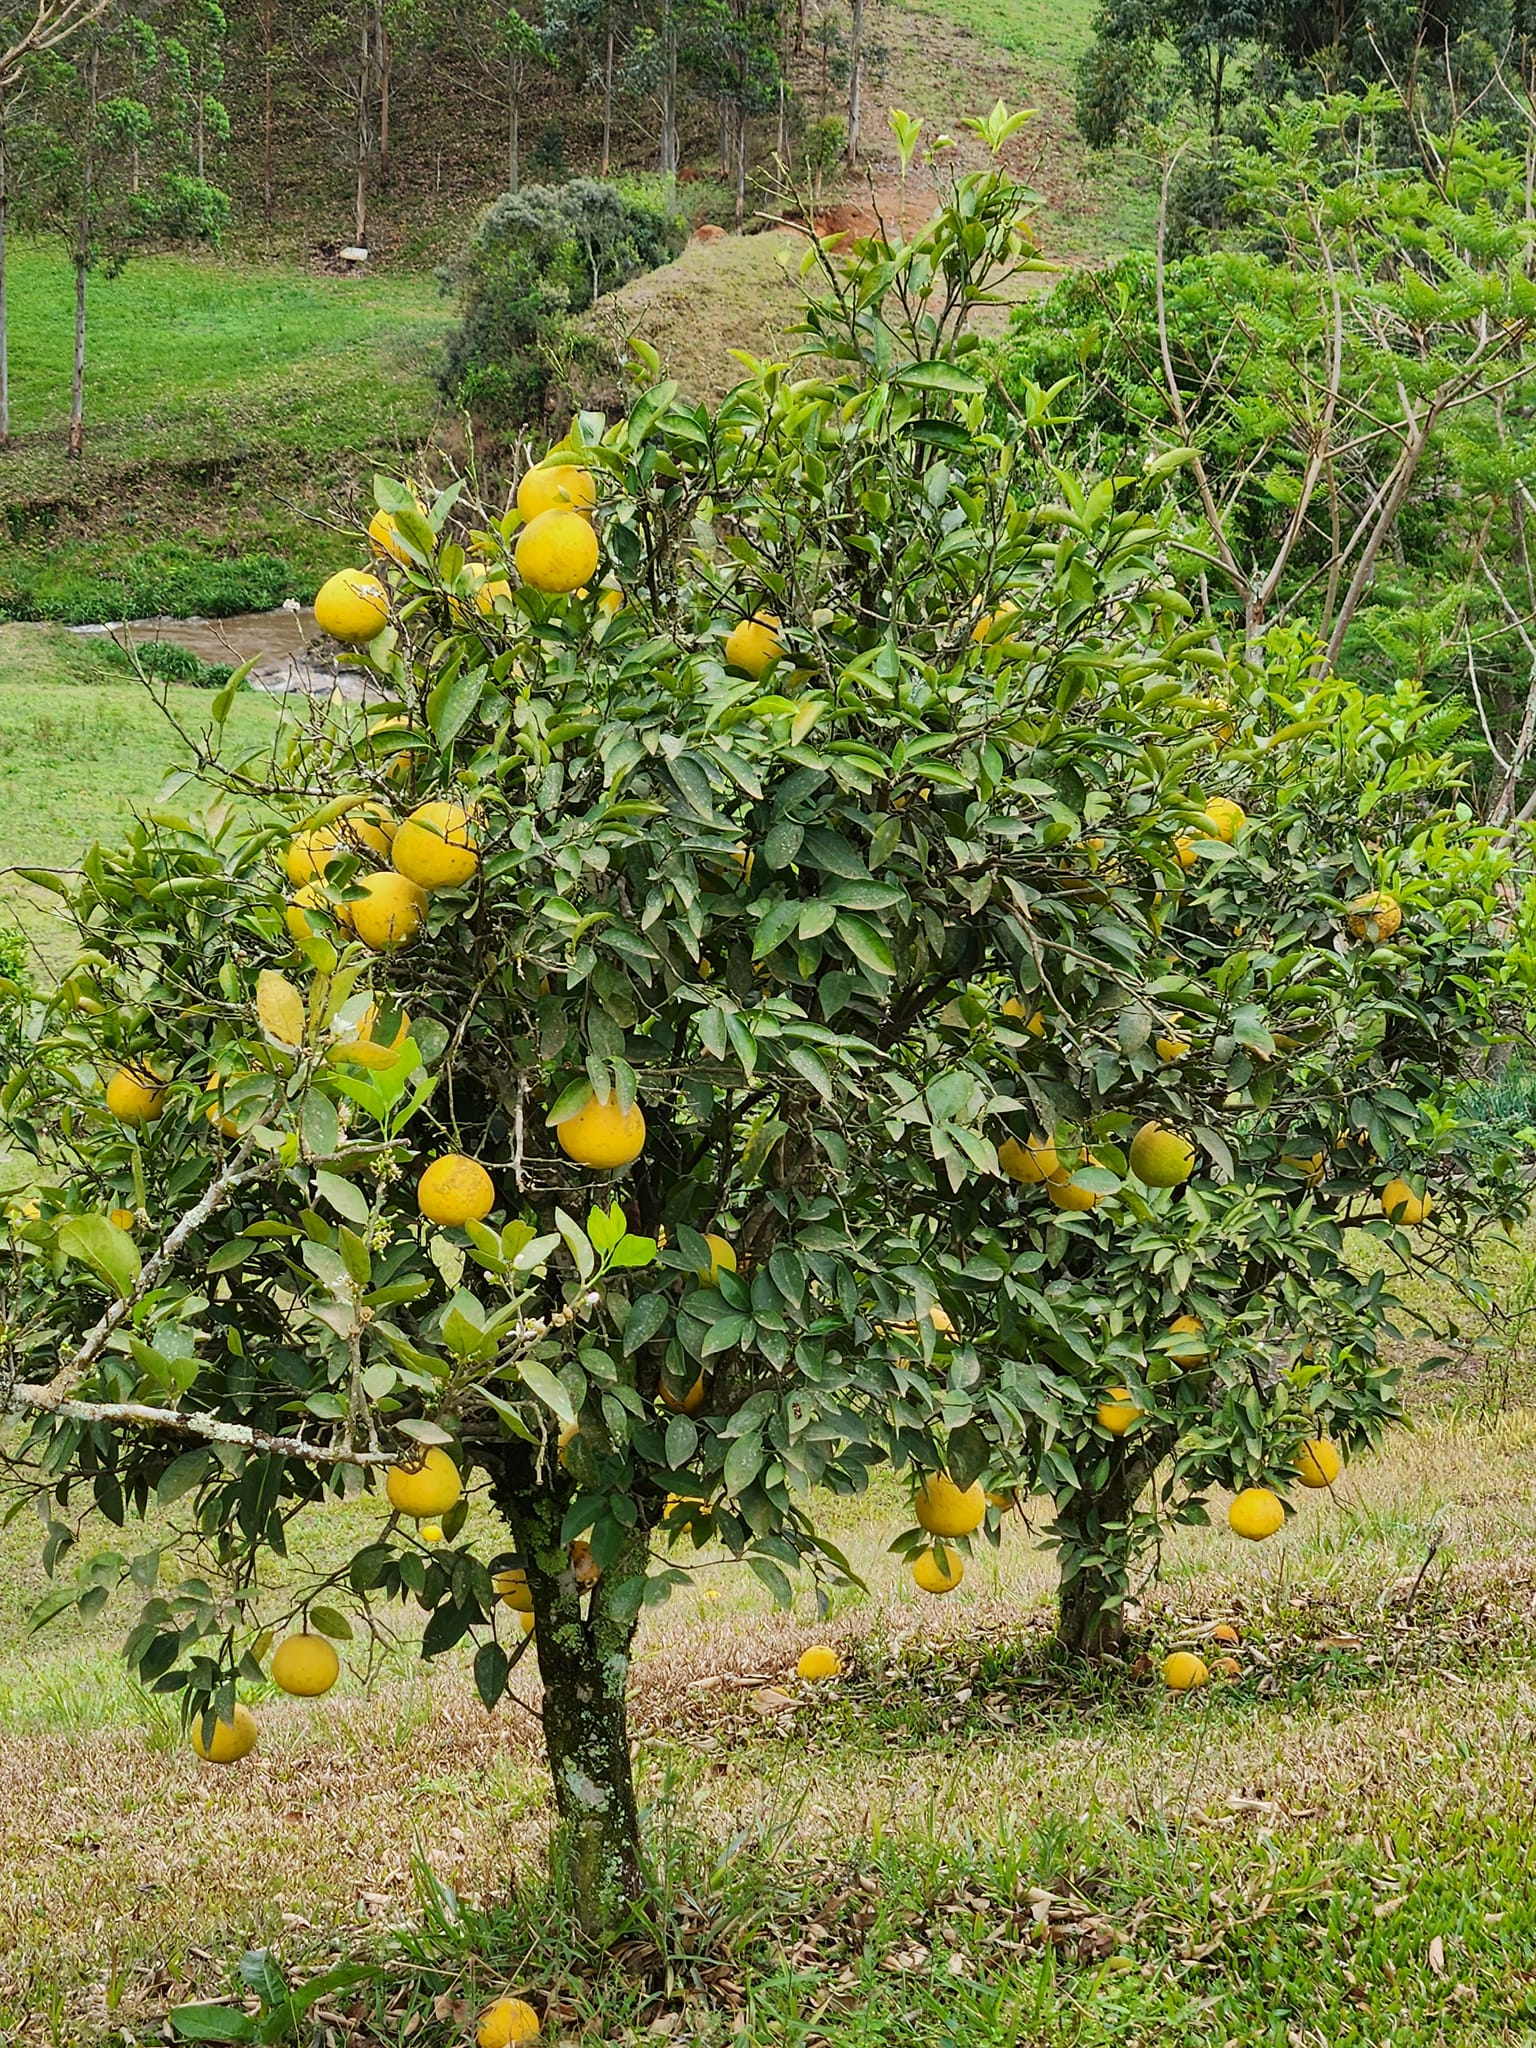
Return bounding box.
[484,1454,649,1932]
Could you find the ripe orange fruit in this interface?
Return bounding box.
[392,800,478,890]
[998,1132,1060,1184]
[517,462,596,522]
[349,872,428,951]
[1096,1387,1144,1436]
[417,1155,496,1228]
[660,1369,706,1415]
[912,1545,964,1594]
[724,613,784,677]
[315,568,389,644]
[191,1702,258,1763]
[1381,1177,1431,1226]
[797,1645,842,1680]
[1294,1438,1341,1488]
[105,1063,167,1125]
[1348,890,1402,940]
[914,1473,986,1538]
[516,508,599,593]
[554,1095,646,1169]
[1129,1121,1196,1188]
[385,1446,462,1519]
[271,1633,340,1697]
[477,1997,541,2048]
[1228,1487,1285,1541]
[1162,1651,1208,1691]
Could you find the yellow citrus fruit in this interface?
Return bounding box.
[998,1132,1060,1184]
[271,1633,340,1697]
[1202,796,1245,842]
[477,1996,542,2048]
[554,1095,646,1169]
[660,1369,706,1416]
[1283,1150,1326,1186]
[392,800,479,890]
[315,568,390,644]
[495,1567,534,1613]
[285,883,332,943]
[797,1645,842,1681]
[724,613,785,677]
[970,601,1019,643]
[517,1606,536,1635]
[105,1063,167,1125]
[417,1154,496,1228]
[385,1446,462,1519]
[1155,1014,1190,1062]
[1295,1438,1341,1488]
[1167,1314,1205,1364]
[914,1473,986,1538]
[516,507,600,594]
[1163,1651,1208,1691]
[331,1003,410,1070]
[696,1232,737,1284]
[518,462,596,522]
[1381,1177,1431,1226]
[1348,890,1402,940]
[1096,1387,1144,1436]
[474,577,513,616]
[912,1545,964,1595]
[1229,1487,1285,1541]
[191,1702,257,1764]
[1129,1121,1196,1188]
[349,872,428,951]
[1046,1171,1100,1212]
[109,1207,136,1231]
[286,803,395,889]
[420,1522,444,1544]
[368,495,426,566]
[570,1538,601,1588]
[1000,995,1047,1034]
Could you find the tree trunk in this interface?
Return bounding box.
[0,99,9,449]
[355,11,371,247]
[659,0,677,186]
[508,56,520,191]
[482,1454,650,1932]
[846,0,863,168]
[735,110,746,229]
[1052,1443,1161,1659]
[261,0,274,220]
[68,257,87,460]
[376,0,391,187]
[601,27,614,176]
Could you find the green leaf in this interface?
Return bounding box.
[426,668,485,749]
[307,1606,354,1642]
[835,913,896,976]
[57,1215,141,1300]
[517,1354,578,1426]
[892,360,987,397]
[239,1951,288,2010]
[474,1639,511,1709]
[723,1430,764,1495]
[624,1293,671,1353]
[170,2006,257,2042]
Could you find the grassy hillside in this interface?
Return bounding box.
[1,248,446,624]
[0,626,279,964]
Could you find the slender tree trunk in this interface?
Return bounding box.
[376,0,391,187]
[659,0,677,186]
[355,11,371,246]
[735,109,746,228]
[68,257,87,460]
[0,99,9,450]
[845,0,863,168]
[795,0,806,52]
[482,1453,650,1933]
[261,0,274,221]
[507,54,520,190]
[196,86,206,180]
[601,26,614,176]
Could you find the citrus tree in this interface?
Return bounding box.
[2,108,1532,1936]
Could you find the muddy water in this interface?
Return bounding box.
[69,606,376,699]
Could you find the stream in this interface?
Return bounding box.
[68,606,378,700]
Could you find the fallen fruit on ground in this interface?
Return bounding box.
[105,1063,166,1125]
[554,1094,646,1169]
[1295,1438,1342,1487]
[1211,1622,1240,1645]
[191,1702,257,1764]
[1162,1651,1209,1691]
[477,1996,542,2048]
[912,1545,964,1594]
[271,1633,340,1697]
[385,1446,462,1519]
[348,872,428,951]
[1381,1177,1432,1225]
[1229,1486,1286,1540]
[516,507,599,593]
[724,612,785,677]
[797,1645,842,1680]
[314,568,390,644]
[914,1472,986,1537]
[417,1154,496,1228]
[392,800,479,889]
[1129,1121,1197,1188]
[1096,1387,1144,1435]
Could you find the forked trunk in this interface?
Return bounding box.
[1056,1563,1128,1658]
[483,1454,650,1933]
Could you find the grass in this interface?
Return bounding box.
[0,623,279,964]
[6,1369,1536,2043]
[1,244,447,623]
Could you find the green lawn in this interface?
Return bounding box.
[0,624,279,963]
[1,245,447,623]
